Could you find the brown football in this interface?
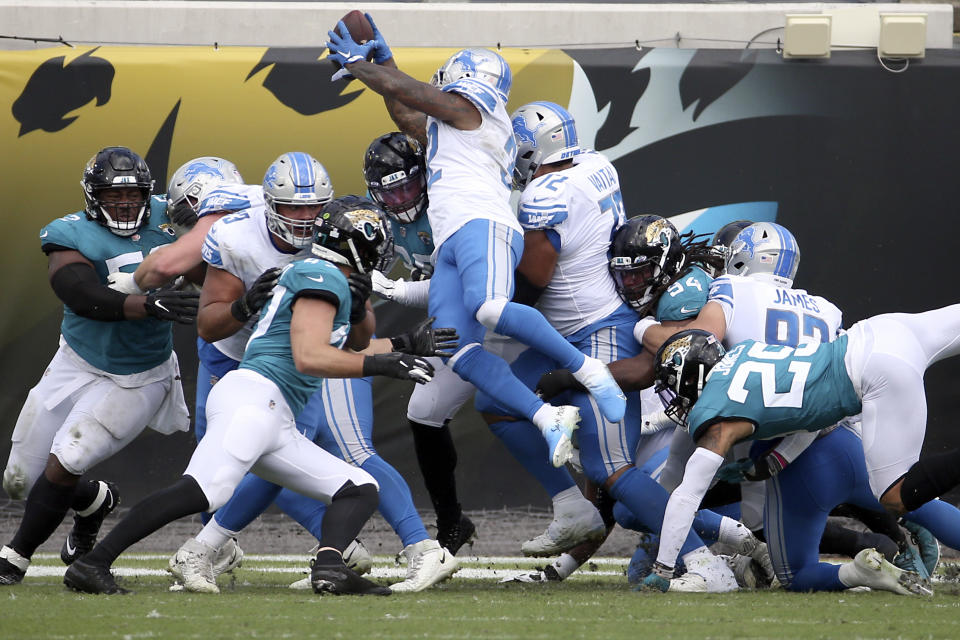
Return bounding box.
[340,10,375,44]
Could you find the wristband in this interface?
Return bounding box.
[633,316,659,345]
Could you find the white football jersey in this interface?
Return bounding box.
[708,274,843,349]
[201,202,307,361]
[425,78,521,250]
[518,151,625,336]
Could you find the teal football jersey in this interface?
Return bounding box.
[656,265,711,322]
[240,258,352,414]
[687,336,861,440]
[40,196,177,374]
[388,214,435,276]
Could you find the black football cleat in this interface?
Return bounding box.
[61,481,120,566]
[0,546,28,585]
[310,559,391,596]
[63,558,129,595]
[437,514,476,556]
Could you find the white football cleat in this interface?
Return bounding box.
[537,405,581,468]
[671,554,738,593]
[212,538,244,577]
[521,501,606,557]
[572,356,626,423]
[842,548,933,596]
[389,539,458,593]
[168,539,219,594]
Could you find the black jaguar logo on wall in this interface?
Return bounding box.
[246,47,364,115]
[12,48,114,136]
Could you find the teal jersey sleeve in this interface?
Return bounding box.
[241,258,352,414]
[389,215,435,275]
[39,199,177,374]
[656,265,712,322]
[687,337,861,441]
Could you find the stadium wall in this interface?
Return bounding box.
[2,40,960,507]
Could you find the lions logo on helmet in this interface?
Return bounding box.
[263,152,334,249]
[166,156,243,229]
[431,48,512,102]
[726,222,800,288]
[510,101,581,190]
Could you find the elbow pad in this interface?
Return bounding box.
[50,262,129,321]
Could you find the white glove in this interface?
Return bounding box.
[371,270,406,301]
[107,271,145,294]
[640,409,675,436]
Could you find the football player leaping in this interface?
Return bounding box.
[0,147,198,585]
[325,17,629,470]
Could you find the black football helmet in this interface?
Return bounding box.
[81,146,153,236]
[704,219,753,276]
[363,132,427,224]
[655,329,726,426]
[312,195,393,274]
[609,215,685,316]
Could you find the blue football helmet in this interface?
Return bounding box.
[166,157,243,228]
[263,152,334,249]
[431,48,512,101]
[726,222,800,287]
[511,101,582,190]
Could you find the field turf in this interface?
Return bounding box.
[4,554,960,639]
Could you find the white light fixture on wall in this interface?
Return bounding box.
[783,14,833,59]
[878,13,927,58]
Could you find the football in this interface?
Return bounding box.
[339,10,374,44]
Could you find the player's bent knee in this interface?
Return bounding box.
[476,298,508,332]
[448,342,483,374]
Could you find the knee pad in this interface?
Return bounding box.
[448,342,483,375]
[900,451,960,512]
[2,465,30,500]
[476,298,508,332]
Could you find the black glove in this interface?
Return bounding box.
[362,353,435,384]
[410,263,434,281]
[535,368,586,401]
[390,316,459,358]
[144,287,200,324]
[231,267,282,323]
[347,272,372,324]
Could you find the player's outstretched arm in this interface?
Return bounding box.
[635,301,727,355]
[133,214,221,291]
[291,296,434,383]
[326,24,480,132]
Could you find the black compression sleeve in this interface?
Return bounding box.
[512,270,546,306]
[49,262,129,321]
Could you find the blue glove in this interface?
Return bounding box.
[364,13,394,64]
[715,458,756,484]
[326,21,374,81]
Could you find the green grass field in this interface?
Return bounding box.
[4,554,960,640]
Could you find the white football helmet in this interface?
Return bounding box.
[726,222,800,287]
[510,101,582,190]
[263,152,334,248]
[431,48,512,101]
[166,157,243,228]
